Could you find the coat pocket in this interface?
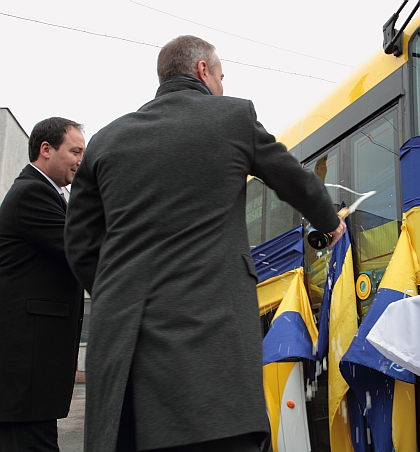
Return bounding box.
[242,254,258,282]
[27,299,69,317]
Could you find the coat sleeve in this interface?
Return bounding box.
[65,149,106,294]
[15,182,68,264]
[248,103,339,233]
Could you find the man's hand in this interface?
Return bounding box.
[328,218,346,247]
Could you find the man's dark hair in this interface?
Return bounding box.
[157,35,217,84]
[28,117,84,162]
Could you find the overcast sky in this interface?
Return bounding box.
[0,0,417,143]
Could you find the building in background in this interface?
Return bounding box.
[0,107,29,204]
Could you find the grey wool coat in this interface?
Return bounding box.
[64,78,339,452]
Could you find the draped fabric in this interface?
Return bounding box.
[251,226,318,365]
[340,224,417,451]
[252,225,304,284]
[254,226,313,452]
[340,137,420,452]
[316,228,358,452]
[262,267,318,365]
[367,294,420,376]
[254,133,420,452]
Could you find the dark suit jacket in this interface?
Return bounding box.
[0,164,83,422]
[65,78,339,452]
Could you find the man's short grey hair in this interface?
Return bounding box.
[157,35,218,84]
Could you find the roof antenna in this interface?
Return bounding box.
[383,0,420,56]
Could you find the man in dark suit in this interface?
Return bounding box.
[0,117,85,451]
[65,36,345,452]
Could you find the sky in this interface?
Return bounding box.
[0,0,417,143]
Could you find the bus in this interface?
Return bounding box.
[247,3,420,451]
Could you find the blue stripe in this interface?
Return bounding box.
[251,225,304,284]
[317,227,352,361]
[262,311,315,365]
[400,136,420,212]
[341,288,416,383]
[341,364,395,452]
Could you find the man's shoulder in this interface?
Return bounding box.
[89,96,255,145]
[89,112,138,144]
[217,95,253,105]
[2,169,56,207]
[14,167,53,190]
[100,110,140,130]
[189,92,254,109]
[200,95,256,124]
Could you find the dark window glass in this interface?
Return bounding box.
[246,178,264,247]
[265,188,294,241]
[411,32,420,135]
[304,148,340,309]
[246,177,298,247]
[349,108,400,316]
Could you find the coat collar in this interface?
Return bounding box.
[21,164,67,210]
[22,163,53,185]
[155,75,213,98]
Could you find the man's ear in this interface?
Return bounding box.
[39,141,51,160]
[196,60,209,84]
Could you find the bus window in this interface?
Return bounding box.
[246,177,264,247]
[265,187,294,242]
[411,31,420,136]
[246,177,298,247]
[303,147,340,309]
[349,108,401,316]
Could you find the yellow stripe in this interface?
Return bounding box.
[258,269,299,315]
[258,268,318,345]
[379,222,419,294]
[328,245,358,452]
[388,210,419,451]
[392,380,417,451]
[330,393,354,452]
[404,207,420,284]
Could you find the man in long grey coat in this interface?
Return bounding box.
[64,35,345,452]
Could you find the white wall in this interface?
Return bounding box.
[0,108,29,204]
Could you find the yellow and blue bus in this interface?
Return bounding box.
[248,4,420,451]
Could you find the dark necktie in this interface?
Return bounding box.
[59,192,68,205]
